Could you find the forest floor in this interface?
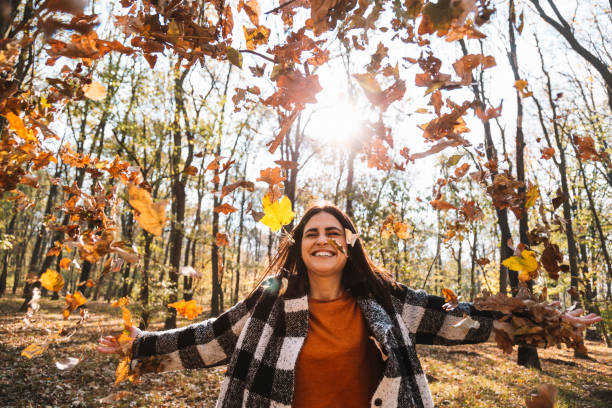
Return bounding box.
[1,294,610,408]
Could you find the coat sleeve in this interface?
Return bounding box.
[395,283,504,345]
[130,277,275,375]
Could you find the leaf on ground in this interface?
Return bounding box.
[21,343,48,359]
[99,391,134,404]
[40,269,64,292]
[127,184,168,236]
[526,384,558,408]
[55,356,80,370]
[168,299,203,320]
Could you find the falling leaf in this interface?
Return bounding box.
[168,299,204,320]
[63,291,86,319]
[451,314,480,333]
[345,229,359,246]
[59,258,72,269]
[430,198,458,211]
[55,356,80,370]
[216,232,230,247]
[260,194,295,232]
[179,266,202,278]
[115,355,130,385]
[214,203,238,214]
[184,165,198,176]
[525,184,539,208]
[111,297,130,308]
[327,238,345,255]
[393,222,410,239]
[442,288,459,311]
[514,79,533,98]
[83,81,107,101]
[21,343,48,359]
[40,269,64,292]
[540,147,555,160]
[226,46,242,68]
[502,250,539,282]
[127,184,168,236]
[526,384,558,408]
[221,180,254,199]
[256,167,286,187]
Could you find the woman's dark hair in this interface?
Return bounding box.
[261,202,396,312]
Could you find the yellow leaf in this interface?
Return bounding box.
[260,194,295,232]
[115,355,130,385]
[40,269,64,292]
[525,185,539,208]
[4,111,37,142]
[168,299,203,320]
[127,184,168,236]
[502,250,539,282]
[83,81,107,101]
[122,306,133,326]
[21,343,48,359]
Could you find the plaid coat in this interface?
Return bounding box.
[131,276,499,407]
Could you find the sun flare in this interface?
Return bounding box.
[305,95,364,146]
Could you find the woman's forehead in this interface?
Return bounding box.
[303,212,343,231]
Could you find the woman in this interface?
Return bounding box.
[98,203,601,408]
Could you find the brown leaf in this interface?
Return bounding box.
[430,198,458,211]
[221,180,255,199]
[525,384,558,408]
[256,167,286,187]
[214,203,238,214]
[216,232,230,247]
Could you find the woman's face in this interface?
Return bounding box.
[301,212,348,279]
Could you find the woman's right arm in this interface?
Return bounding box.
[97,277,274,375]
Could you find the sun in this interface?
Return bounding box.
[304,93,364,147]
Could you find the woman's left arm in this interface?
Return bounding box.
[396,284,503,345]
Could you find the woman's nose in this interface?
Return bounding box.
[315,234,327,245]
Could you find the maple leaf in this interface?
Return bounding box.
[40,269,64,292]
[502,250,540,282]
[256,167,286,186]
[168,299,203,320]
[260,194,295,232]
[127,184,167,236]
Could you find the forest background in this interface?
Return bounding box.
[0,0,610,406]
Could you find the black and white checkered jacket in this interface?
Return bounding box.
[131,276,499,407]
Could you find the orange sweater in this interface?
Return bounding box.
[293,291,384,408]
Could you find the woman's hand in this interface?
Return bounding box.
[96,325,142,355]
[561,308,602,328]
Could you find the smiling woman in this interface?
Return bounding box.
[98,202,602,408]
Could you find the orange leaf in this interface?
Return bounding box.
[59,258,71,269]
[216,232,230,247]
[214,203,238,214]
[430,198,458,211]
[168,299,203,320]
[40,269,64,292]
[127,184,168,236]
[256,167,286,186]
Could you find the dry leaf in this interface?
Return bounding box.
[168,299,203,320]
[83,81,107,101]
[40,269,64,292]
[127,184,167,236]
